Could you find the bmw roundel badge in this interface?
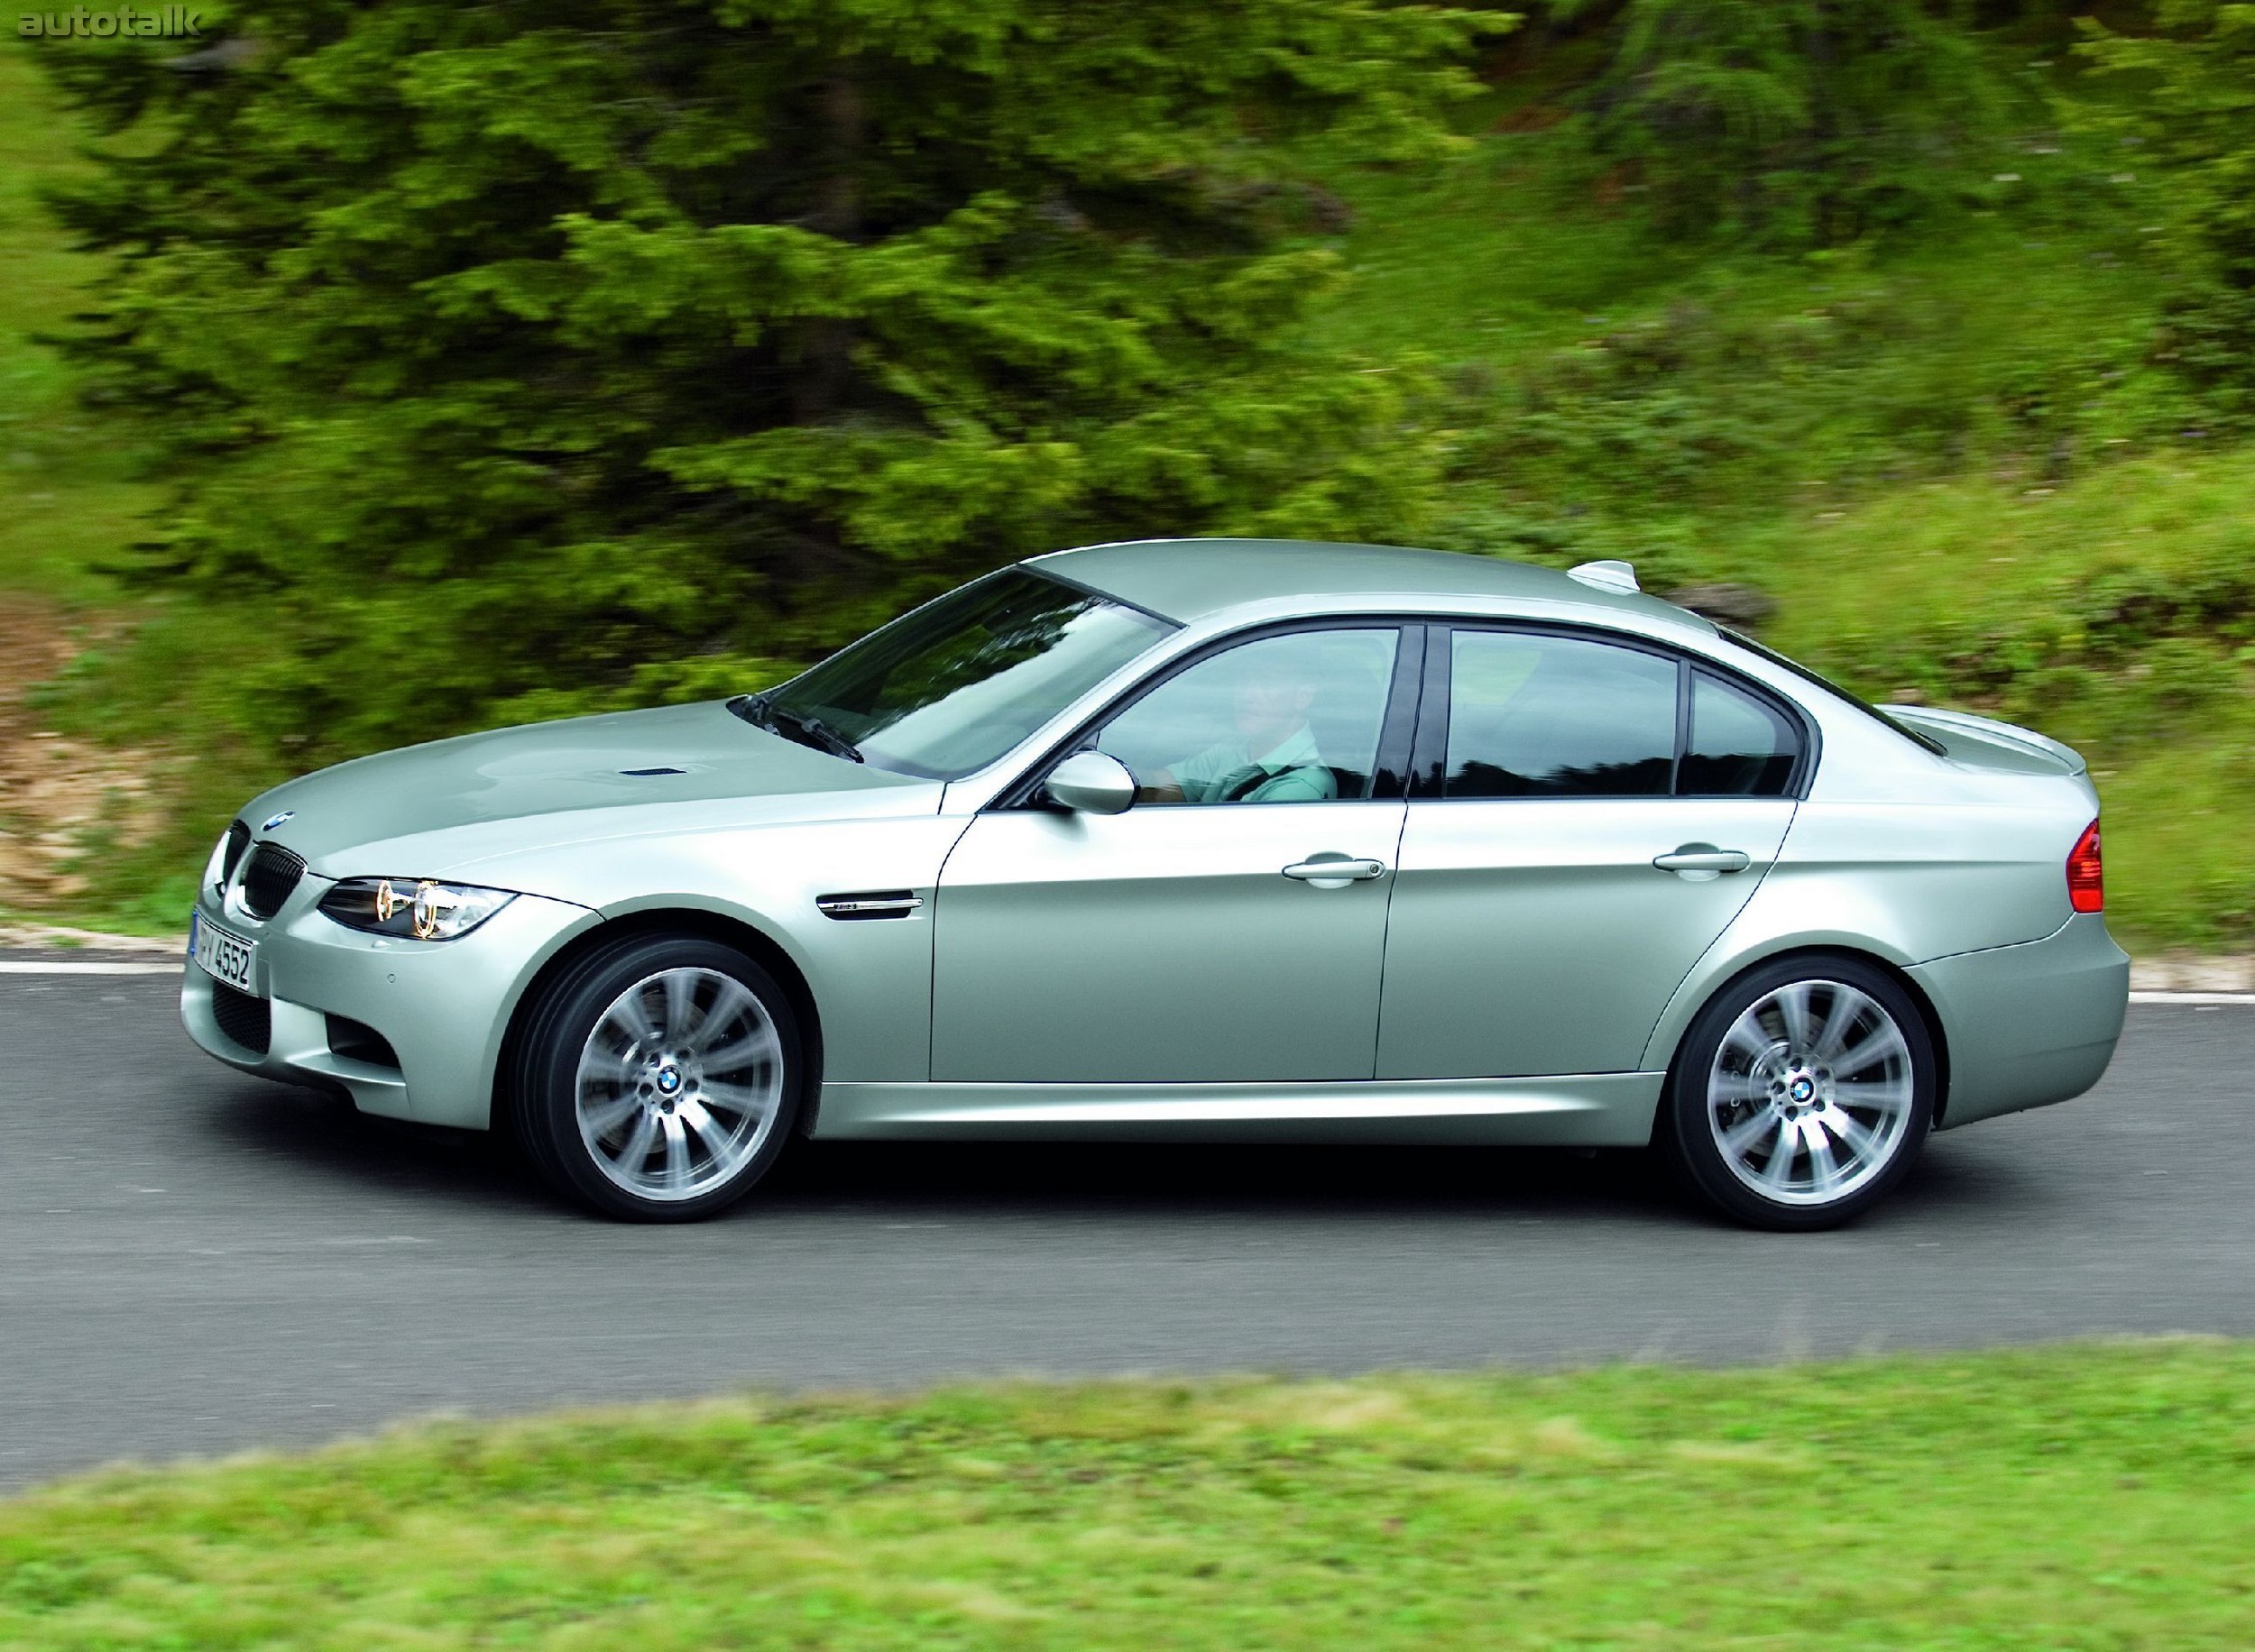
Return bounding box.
[262,810,296,832]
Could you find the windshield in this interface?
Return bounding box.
[1718,627,1947,757]
[749,568,1174,779]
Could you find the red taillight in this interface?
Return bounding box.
[2066,820,2103,913]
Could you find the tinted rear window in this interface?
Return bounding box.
[1681,671,1799,796]
[1443,630,1677,797]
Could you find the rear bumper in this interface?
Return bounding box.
[1910,913,2130,1130]
[181,882,596,1129]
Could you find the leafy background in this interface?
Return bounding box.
[3,0,2253,949]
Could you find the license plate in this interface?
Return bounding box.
[190,911,257,992]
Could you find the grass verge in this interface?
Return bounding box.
[5,1341,2252,1647]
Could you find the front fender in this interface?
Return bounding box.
[464,813,976,1085]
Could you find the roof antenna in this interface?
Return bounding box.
[1568,559,1639,593]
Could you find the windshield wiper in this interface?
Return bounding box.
[778,707,864,763]
[734,694,863,763]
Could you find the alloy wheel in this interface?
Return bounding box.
[573,966,785,1203]
[1704,978,1916,1208]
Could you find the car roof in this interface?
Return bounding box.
[1027,538,1713,634]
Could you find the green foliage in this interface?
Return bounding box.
[1307,93,2255,947]
[1564,0,2013,245]
[1740,452,2255,949]
[12,5,2255,950]
[1318,130,2187,587]
[5,1345,2255,1646]
[2078,2,2255,416]
[0,49,157,605]
[36,0,1499,762]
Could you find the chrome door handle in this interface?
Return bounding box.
[1652,845,1753,875]
[1282,857,1387,886]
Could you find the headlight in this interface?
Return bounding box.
[318,878,517,941]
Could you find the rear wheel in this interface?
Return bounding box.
[512,934,802,1222]
[1662,956,1934,1232]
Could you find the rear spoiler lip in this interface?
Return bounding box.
[1879,704,2088,777]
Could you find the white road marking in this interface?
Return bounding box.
[2129,991,2255,1005]
[0,961,182,975]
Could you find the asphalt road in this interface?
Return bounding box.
[3,967,2251,1492]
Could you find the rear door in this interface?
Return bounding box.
[1376,625,1804,1079]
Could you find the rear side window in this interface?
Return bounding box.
[1681,671,1799,796]
[1443,631,1677,797]
[1431,627,1808,800]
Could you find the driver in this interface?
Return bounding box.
[1140,656,1337,804]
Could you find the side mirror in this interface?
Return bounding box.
[1044,750,1136,815]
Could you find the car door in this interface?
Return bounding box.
[932,624,1418,1084]
[1376,624,1805,1079]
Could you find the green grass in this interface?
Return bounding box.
[4,1342,2252,1647]
[1309,86,2187,487]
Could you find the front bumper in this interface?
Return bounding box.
[1910,913,2131,1130]
[182,876,596,1129]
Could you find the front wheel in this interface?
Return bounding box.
[1661,956,1935,1232]
[512,935,803,1222]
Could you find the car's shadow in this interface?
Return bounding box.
[203,1077,2035,1230]
[204,1082,561,1216]
[769,1137,1684,1219]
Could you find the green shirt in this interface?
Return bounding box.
[1169,723,1337,804]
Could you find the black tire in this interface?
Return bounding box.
[510,933,804,1223]
[1660,954,1935,1232]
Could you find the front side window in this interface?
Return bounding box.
[753,569,1173,779]
[1097,629,1401,805]
[1444,630,1677,798]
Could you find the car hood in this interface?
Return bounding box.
[242,701,932,867]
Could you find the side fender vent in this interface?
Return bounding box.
[816,891,925,921]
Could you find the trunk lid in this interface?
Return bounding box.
[1881,705,2087,777]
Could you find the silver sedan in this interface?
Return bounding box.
[182,539,2128,1229]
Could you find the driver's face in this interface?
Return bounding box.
[1233,672,1318,747]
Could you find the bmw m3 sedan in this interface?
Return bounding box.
[183,539,2129,1229]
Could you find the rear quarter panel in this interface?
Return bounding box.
[1637,691,2101,1074]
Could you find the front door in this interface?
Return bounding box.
[933,625,1412,1084]
[1377,626,1803,1079]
